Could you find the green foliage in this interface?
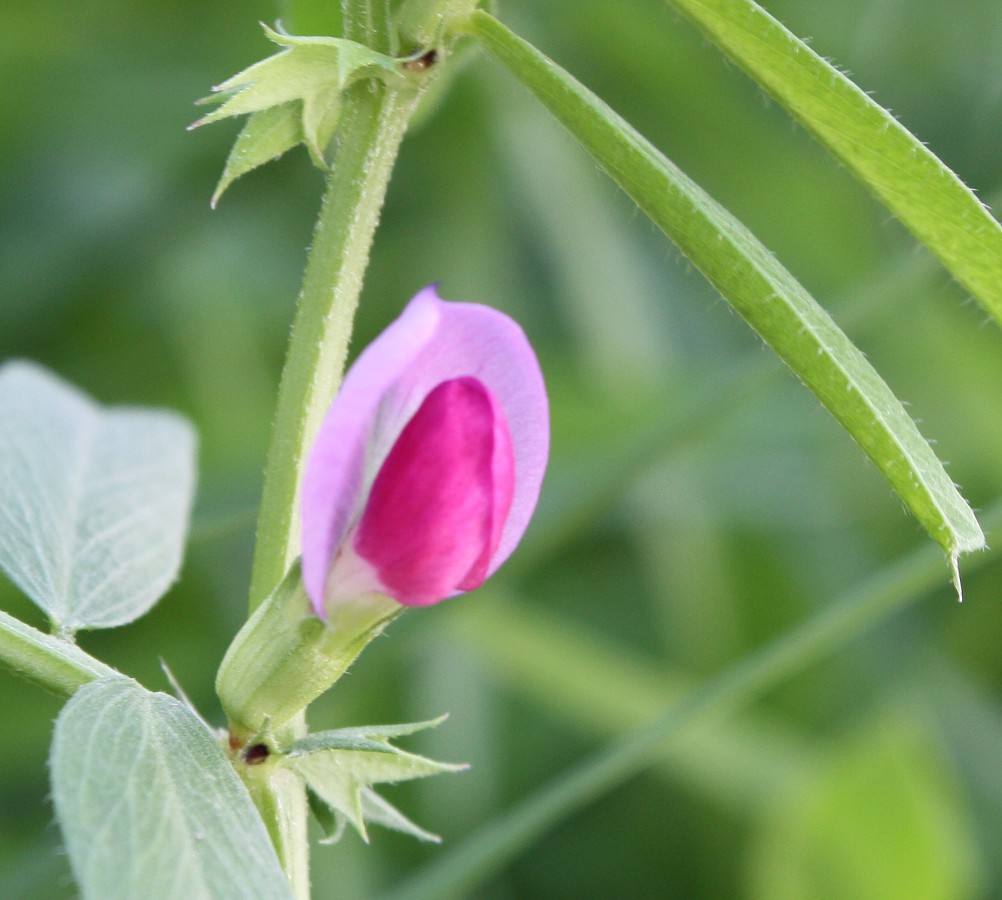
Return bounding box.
[0,362,196,636]
[283,718,464,843]
[210,104,307,209]
[288,716,449,754]
[383,506,1002,899]
[395,0,479,50]
[3,0,1002,897]
[50,678,292,900]
[747,716,983,899]
[467,10,984,576]
[194,24,403,203]
[663,0,1002,328]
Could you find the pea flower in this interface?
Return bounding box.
[301,285,549,617]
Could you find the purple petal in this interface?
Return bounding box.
[301,286,549,615]
[354,377,514,606]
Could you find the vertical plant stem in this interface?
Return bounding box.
[242,761,312,897]
[343,0,393,53]
[248,82,422,613]
[240,3,468,890]
[245,77,425,899]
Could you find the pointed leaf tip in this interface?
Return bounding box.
[283,716,464,845]
[362,789,443,843]
[211,103,303,206]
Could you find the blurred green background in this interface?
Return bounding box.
[3,0,1002,896]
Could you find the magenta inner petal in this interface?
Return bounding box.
[353,377,515,606]
[457,398,514,591]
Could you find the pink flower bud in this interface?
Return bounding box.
[301,287,548,616]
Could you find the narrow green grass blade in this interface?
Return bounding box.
[467,12,984,570]
[662,0,1002,326]
[381,500,1002,900]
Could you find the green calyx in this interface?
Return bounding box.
[215,563,401,744]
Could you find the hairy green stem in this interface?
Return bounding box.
[660,0,1002,327]
[0,609,118,698]
[241,3,472,889]
[243,60,428,900]
[240,759,311,896]
[248,82,424,613]
[344,0,393,53]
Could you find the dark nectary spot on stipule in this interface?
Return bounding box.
[243,743,270,765]
[403,49,438,72]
